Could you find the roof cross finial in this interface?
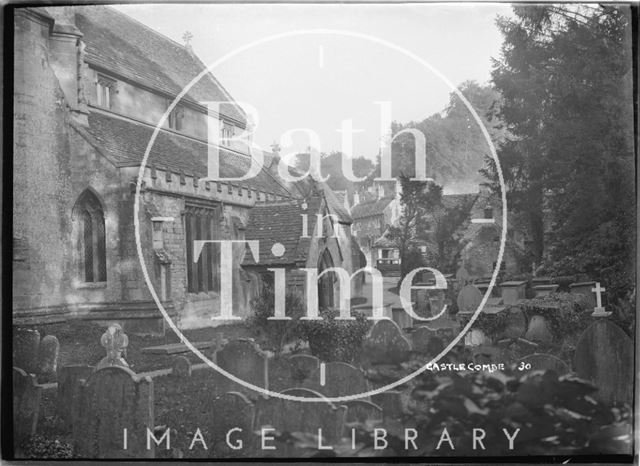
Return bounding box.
[182,31,194,49]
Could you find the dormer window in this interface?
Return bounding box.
[96,74,116,109]
[167,102,184,131]
[220,120,234,147]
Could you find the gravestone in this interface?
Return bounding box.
[371,390,404,420]
[574,320,633,405]
[217,339,268,395]
[456,285,482,315]
[524,315,553,345]
[361,320,411,365]
[95,323,129,370]
[13,328,40,374]
[74,366,154,458]
[13,367,42,444]
[287,354,320,382]
[503,307,528,339]
[518,353,569,375]
[37,335,60,382]
[464,328,490,347]
[267,356,295,392]
[57,364,94,431]
[171,355,191,377]
[411,326,438,354]
[210,392,255,457]
[255,388,346,455]
[343,399,383,425]
[303,361,369,398]
[499,281,527,305]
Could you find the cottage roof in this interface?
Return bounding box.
[75,111,292,197]
[351,196,395,220]
[71,5,245,124]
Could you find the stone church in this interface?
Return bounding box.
[13,6,360,333]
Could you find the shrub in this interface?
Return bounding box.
[297,309,371,363]
[245,285,305,356]
[19,435,74,459]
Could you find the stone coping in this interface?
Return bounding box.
[499,280,528,287]
[569,281,598,287]
[533,284,560,290]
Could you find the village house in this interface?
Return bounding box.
[13,5,360,333]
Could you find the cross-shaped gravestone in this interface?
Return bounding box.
[591,282,611,317]
[96,324,129,370]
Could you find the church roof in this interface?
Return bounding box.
[71,5,245,125]
[75,111,292,197]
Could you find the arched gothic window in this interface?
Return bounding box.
[74,190,107,282]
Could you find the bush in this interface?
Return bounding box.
[297,309,371,363]
[245,285,305,356]
[19,435,74,459]
[288,364,633,457]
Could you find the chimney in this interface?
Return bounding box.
[353,191,360,206]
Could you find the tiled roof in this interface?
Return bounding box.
[319,183,352,224]
[71,6,245,124]
[351,196,395,220]
[78,111,292,197]
[243,196,322,267]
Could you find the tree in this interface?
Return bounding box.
[388,176,443,279]
[485,5,635,302]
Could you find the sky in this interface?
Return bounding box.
[115,3,513,160]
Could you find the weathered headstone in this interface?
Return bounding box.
[518,353,570,375]
[74,366,154,458]
[217,339,268,394]
[503,307,528,339]
[267,356,295,392]
[343,399,383,424]
[171,355,191,377]
[37,335,60,382]
[371,390,404,420]
[464,328,490,347]
[13,328,40,374]
[210,392,255,457]
[500,281,527,305]
[411,326,438,354]
[524,315,553,345]
[96,323,129,370]
[361,320,411,365]
[287,354,320,382]
[57,364,94,431]
[255,388,346,455]
[13,367,42,444]
[456,285,483,315]
[303,361,369,398]
[574,320,633,405]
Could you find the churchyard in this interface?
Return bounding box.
[12,275,634,459]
